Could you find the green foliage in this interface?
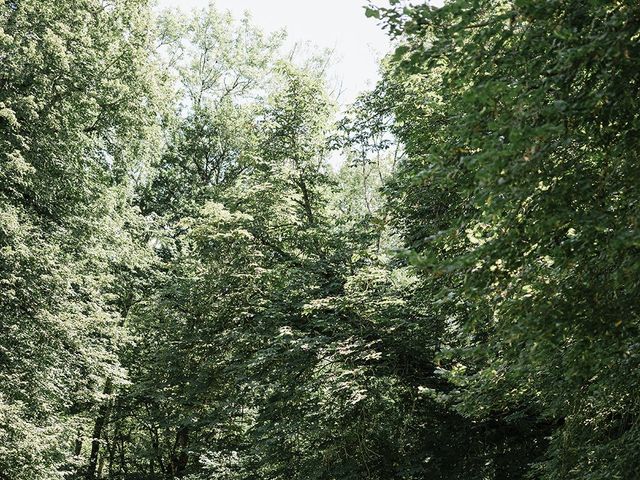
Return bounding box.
[376,0,640,478]
[0,0,161,477]
[3,0,639,479]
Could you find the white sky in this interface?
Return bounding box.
[155,0,391,105]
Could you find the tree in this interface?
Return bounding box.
[4,1,639,478]
[374,0,640,477]
[0,0,162,478]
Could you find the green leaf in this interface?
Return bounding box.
[364,7,380,19]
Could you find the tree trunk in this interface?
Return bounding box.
[74,428,83,457]
[86,378,113,480]
[168,426,189,478]
[297,176,315,226]
[149,424,164,474]
[120,434,128,478]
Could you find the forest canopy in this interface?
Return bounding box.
[1,0,639,479]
